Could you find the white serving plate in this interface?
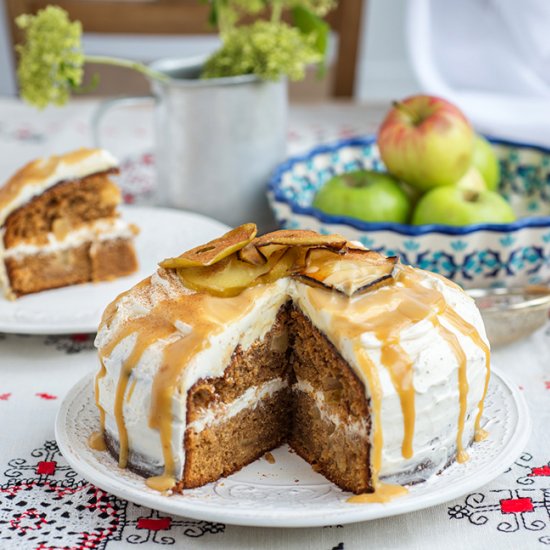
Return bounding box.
[56,368,530,528]
[0,206,229,334]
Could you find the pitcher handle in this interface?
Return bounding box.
[91,95,156,148]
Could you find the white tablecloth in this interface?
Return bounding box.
[0,98,549,549]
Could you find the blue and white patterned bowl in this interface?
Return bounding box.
[268,136,550,288]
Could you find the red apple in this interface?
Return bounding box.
[378,95,474,192]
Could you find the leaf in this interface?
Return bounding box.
[208,2,219,27]
[291,5,329,57]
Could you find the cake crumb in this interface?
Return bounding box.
[172,480,184,494]
[264,452,276,464]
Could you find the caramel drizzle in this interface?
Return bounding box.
[443,307,491,441]
[399,268,490,451]
[95,286,259,492]
[126,379,137,402]
[436,323,469,462]
[348,348,407,503]
[90,360,108,451]
[108,325,162,469]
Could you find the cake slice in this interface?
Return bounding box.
[0,148,138,299]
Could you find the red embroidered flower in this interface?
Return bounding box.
[137,517,172,530]
[500,497,534,514]
[0,392,11,400]
[36,461,57,475]
[529,465,550,477]
[36,393,57,400]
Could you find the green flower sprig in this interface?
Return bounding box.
[15,2,336,108]
[202,0,333,80]
[202,20,320,81]
[16,6,168,109]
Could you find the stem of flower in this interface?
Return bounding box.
[84,55,170,83]
[217,1,232,38]
[271,0,283,23]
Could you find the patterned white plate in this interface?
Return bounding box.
[0,206,229,335]
[56,368,530,528]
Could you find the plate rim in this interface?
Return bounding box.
[0,206,229,335]
[55,367,531,528]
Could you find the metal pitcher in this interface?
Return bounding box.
[93,56,287,232]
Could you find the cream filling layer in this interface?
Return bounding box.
[3,218,135,259]
[186,378,288,433]
[293,378,368,438]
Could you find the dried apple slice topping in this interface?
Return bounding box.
[237,229,346,265]
[177,247,291,297]
[298,248,397,296]
[159,223,257,269]
[162,225,397,297]
[253,229,347,251]
[237,242,267,265]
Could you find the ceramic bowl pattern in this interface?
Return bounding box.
[268,136,550,288]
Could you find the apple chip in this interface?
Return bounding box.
[237,229,347,266]
[297,248,398,296]
[177,247,290,297]
[160,223,257,269]
[237,242,267,265]
[252,229,347,250]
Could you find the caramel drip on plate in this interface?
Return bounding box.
[443,307,491,441]
[96,285,259,492]
[88,432,107,451]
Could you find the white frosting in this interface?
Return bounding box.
[3,218,134,259]
[187,378,288,433]
[96,266,490,484]
[0,149,118,228]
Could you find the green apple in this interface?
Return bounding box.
[472,135,500,190]
[378,95,474,192]
[412,186,515,226]
[313,170,411,223]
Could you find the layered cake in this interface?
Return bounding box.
[92,224,490,500]
[0,149,138,299]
